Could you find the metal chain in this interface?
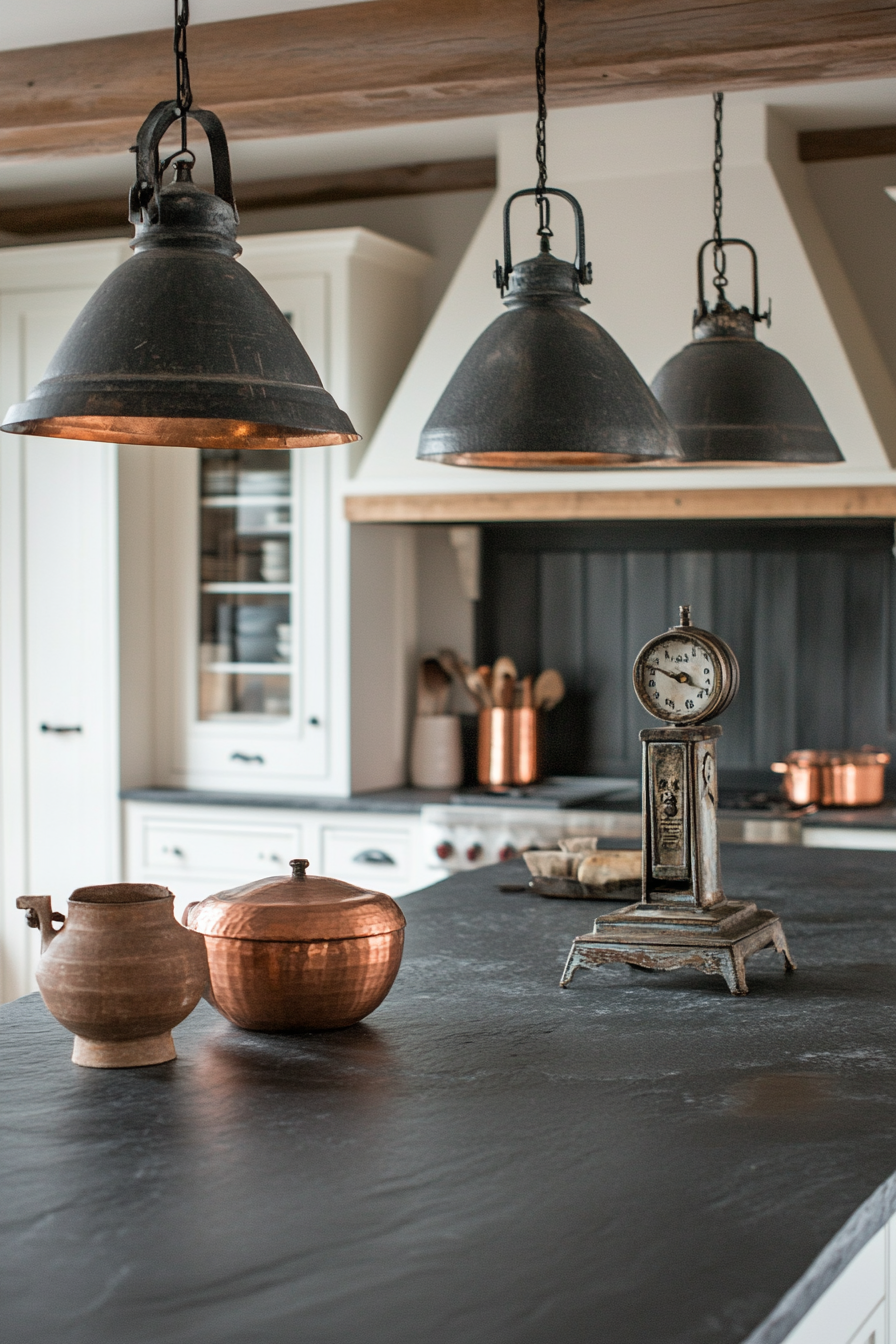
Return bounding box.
[174,0,192,153]
[534,0,552,242]
[711,90,727,299]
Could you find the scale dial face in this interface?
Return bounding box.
[633,625,738,725]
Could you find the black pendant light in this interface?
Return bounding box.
[416,0,681,469]
[1,2,358,451]
[651,93,842,466]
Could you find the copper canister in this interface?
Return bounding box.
[182,859,405,1030]
[824,750,890,807]
[512,707,542,785]
[478,707,513,787]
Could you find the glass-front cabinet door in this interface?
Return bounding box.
[198,448,294,723]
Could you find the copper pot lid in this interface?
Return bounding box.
[183,859,406,942]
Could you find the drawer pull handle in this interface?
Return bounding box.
[40,723,82,734]
[352,849,396,866]
[231,752,265,764]
[162,846,185,858]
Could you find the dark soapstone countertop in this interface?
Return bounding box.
[119,784,455,812]
[4,845,896,1344]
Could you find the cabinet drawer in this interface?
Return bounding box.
[321,826,413,883]
[142,821,302,878]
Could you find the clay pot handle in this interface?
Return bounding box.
[16,895,64,952]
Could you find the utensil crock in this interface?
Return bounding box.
[17,883,208,1068]
[182,859,405,1031]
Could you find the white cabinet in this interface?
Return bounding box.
[123,228,428,798]
[0,242,126,1002]
[123,799,427,904]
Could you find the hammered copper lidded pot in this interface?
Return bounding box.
[182,860,406,1031]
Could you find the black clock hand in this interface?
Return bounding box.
[648,663,692,686]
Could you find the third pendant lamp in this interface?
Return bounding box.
[416,0,681,469]
[651,92,842,466]
[0,1,357,451]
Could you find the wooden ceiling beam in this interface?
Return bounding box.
[2,1,896,161]
[0,156,496,238]
[799,123,896,161]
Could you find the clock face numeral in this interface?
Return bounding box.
[637,635,720,723]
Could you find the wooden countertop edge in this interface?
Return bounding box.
[344,486,896,524]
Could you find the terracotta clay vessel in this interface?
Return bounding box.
[182,859,406,1031]
[17,884,208,1068]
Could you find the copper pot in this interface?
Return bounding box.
[771,748,890,807]
[824,750,890,806]
[771,751,826,805]
[182,859,405,1031]
[17,884,208,1068]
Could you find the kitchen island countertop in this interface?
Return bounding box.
[3,844,896,1344]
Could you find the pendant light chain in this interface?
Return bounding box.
[711,90,727,301]
[534,0,552,245]
[174,0,193,154]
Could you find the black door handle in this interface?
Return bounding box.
[352,849,397,865]
[40,723,83,734]
[230,752,265,764]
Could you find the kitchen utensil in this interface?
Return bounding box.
[521,674,534,708]
[17,884,208,1067]
[477,707,513,787]
[456,657,492,709]
[492,656,518,696]
[533,668,566,712]
[410,714,463,788]
[512,706,541,784]
[496,672,515,709]
[182,859,406,1031]
[417,657,452,716]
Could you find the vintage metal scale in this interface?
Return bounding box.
[561,606,796,995]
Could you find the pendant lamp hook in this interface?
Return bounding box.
[496,187,592,294]
[694,91,771,328]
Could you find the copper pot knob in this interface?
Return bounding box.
[435,841,454,860]
[290,859,310,879]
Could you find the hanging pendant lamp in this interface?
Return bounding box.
[1,2,358,451]
[650,93,842,466]
[416,1,681,469]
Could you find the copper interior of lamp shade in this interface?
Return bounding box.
[10,416,360,450]
[433,450,651,469]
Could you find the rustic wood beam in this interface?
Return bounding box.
[344,486,896,524]
[799,124,896,161]
[2,1,896,161]
[0,156,496,238]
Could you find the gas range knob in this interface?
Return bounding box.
[498,843,518,862]
[435,841,454,861]
[465,843,483,862]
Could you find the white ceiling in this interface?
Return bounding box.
[0,0,377,51]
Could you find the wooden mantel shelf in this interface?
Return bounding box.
[344,486,896,524]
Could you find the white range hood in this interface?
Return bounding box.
[351,89,896,497]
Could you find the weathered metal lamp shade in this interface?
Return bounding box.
[1,103,358,451]
[418,189,682,469]
[651,241,842,466]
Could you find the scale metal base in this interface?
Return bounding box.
[560,898,796,996]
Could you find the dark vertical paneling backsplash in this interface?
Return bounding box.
[477,519,896,777]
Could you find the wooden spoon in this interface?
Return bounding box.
[418,657,452,715]
[492,656,518,693]
[534,668,565,711]
[454,655,492,709]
